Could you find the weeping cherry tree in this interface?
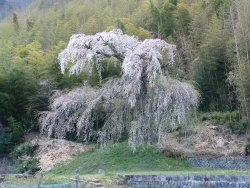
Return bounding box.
[39,29,199,149]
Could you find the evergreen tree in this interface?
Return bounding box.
[149,0,177,39]
[12,13,19,34]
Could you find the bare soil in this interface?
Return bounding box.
[25,134,94,172]
[158,122,247,158]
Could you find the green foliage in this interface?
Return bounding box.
[245,135,250,156]
[17,158,40,174]
[7,116,24,143]
[199,111,248,134]
[26,16,34,32]
[11,142,34,162]
[0,74,13,124]
[12,13,19,33]
[209,0,227,16]
[65,132,78,142]
[0,133,14,156]
[227,120,248,135]
[11,142,40,174]
[0,40,43,128]
[191,14,229,111]
[169,0,177,6]
[176,3,191,36]
[101,59,122,80]
[116,18,151,40]
[149,0,177,39]
[6,68,38,125]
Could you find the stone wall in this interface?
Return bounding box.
[188,157,250,170]
[125,174,250,188]
[125,158,250,187]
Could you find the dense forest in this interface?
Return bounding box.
[1,0,250,155]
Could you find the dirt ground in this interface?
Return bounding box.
[158,122,247,158]
[25,134,94,172]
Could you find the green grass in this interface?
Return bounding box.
[50,142,190,176]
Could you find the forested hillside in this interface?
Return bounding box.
[0,0,35,21]
[0,0,250,156]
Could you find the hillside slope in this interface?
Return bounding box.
[24,123,246,172]
[158,123,246,158]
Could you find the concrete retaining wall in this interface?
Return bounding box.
[125,174,250,188]
[188,157,250,170]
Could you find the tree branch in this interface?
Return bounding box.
[99,36,125,62]
[160,62,171,69]
[83,38,125,62]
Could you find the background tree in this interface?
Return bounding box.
[12,13,19,34]
[191,14,228,111]
[148,0,177,40]
[175,2,192,74]
[228,0,250,120]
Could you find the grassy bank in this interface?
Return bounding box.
[50,142,190,175]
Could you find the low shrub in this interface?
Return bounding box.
[162,148,185,160]
[0,133,14,156]
[199,111,248,134]
[228,120,248,134]
[17,158,41,174]
[11,142,34,162]
[12,142,40,174]
[245,135,250,156]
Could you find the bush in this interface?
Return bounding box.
[17,158,40,174]
[7,116,24,143]
[12,142,40,174]
[11,142,34,162]
[245,135,250,156]
[0,133,14,156]
[162,148,185,160]
[199,111,248,134]
[228,120,248,134]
